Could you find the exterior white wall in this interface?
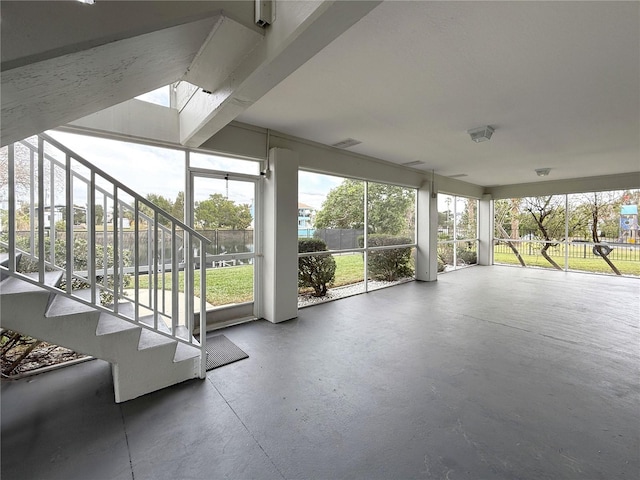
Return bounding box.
[261,148,299,323]
[478,194,494,266]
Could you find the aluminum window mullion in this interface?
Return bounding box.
[363,181,368,292]
[564,194,569,271]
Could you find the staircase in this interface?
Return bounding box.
[0,134,210,402]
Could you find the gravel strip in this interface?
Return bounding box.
[298,278,414,308]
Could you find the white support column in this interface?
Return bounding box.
[478,194,494,266]
[416,184,438,281]
[261,148,299,323]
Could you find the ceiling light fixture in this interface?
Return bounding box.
[331,138,362,149]
[535,168,551,177]
[467,125,494,143]
[77,0,95,4]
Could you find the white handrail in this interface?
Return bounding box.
[3,134,210,378]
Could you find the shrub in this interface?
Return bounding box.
[457,247,477,265]
[359,234,414,281]
[298,238,336,297]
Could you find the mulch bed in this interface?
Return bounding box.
[1,332,88,378]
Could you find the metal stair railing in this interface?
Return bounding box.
[1,133,210,378]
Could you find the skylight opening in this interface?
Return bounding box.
[135,86,171,107]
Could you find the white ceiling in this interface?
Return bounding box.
[236,1,640,187]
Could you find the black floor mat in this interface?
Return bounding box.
[205,334,248,371]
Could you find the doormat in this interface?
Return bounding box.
[205,334,249,371]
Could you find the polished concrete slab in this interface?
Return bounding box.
[2,266,639,479]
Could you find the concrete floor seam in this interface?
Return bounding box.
[206,376,287,480]
[118,404,136,480]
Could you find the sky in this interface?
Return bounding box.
[135,86,170,107]
[47,131,343,213]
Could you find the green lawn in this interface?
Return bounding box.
[138,253,367,306]
[494,249,640,276]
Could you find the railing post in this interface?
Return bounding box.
[171,224,179,337]
[88,172,96,305]
[65,154,72,293]
[7,144,16,272]
[37,137,45,283]
[49,142,56,269]
[161,226,166,314]
[185,232,193,335]
[113,187,119,314]
[134,199,139,322]
[29,149,35,258]
[199,237,207,378]
[153,210,159,330]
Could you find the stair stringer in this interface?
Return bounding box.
[0,276,202,403]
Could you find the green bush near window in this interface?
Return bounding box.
[359,234,414,281]
[298,238,336,297]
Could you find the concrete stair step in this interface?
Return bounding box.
[0,271,63,294]
[46,291,99,317]
[0,252,22,281]
[96,312,141,336]
[1,267,203,402]
[174,341,201,363]
[138,328,176,351]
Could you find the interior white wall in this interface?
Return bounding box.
[200,122,267,160]
[261,148,299,323]
[67,99,180,145]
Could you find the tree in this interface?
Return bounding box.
[572,191,622,275]
[171,191,185,222]
[195,193,252,230]
[523,196,565,270]
[140,192,187,227]
[494,199,526,267]
[314,180,413,235]
[94,204,104,225]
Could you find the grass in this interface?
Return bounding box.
[137,253,367,306]
[494,249,640,276]
[138,248,639,307]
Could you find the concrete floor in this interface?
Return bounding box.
[2,266,639,480]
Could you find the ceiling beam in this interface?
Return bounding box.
[179,0,382,148]
[1,17,218,147]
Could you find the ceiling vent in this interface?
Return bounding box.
[467,126,494,143]
[447,173,468,178]
[331,138,362,149]
[402,160,425,167]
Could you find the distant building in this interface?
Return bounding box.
[620,205,639,243]
[298,202,315,237]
